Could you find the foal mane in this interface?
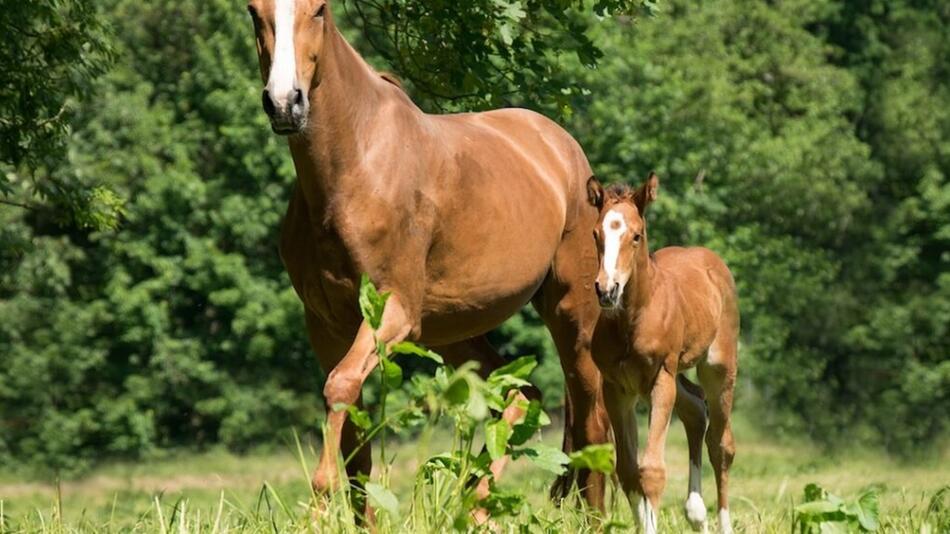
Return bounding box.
[604,183,637,203]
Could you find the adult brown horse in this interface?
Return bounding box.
[245,0,609,515]
[587,174,739,534]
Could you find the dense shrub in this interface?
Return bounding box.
[1,0,946,472]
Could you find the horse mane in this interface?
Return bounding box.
[605,183,636,202]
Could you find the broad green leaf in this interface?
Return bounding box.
[796,500,844,515]
[445,376,471,405]
[569,443,616,474]
[391,341,444,364]
[381,357,403,389]
[510,400,544,446]
[855,490,880,531]
[466,389,489,421]
[514,444,569,475]
[488,355,537,383]
[365,482,399,518]
[346,405,372,431]
[358,274,390,330]
[482,488,525,517]
[485,419,512,460]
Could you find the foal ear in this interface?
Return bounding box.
[586,176,605,209]
[635,172,660,214]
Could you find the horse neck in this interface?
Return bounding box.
[622,248,657,329]
[288,26,416,213]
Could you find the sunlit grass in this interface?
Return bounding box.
[2,414,947,533]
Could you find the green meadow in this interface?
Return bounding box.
[3,415,947,533]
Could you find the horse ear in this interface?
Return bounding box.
[587,176,605,209]
[635,172,659,213]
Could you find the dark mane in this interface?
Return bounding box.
[605,183,636,202]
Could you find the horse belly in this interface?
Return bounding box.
[419,172,566,344]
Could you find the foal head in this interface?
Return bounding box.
[587,173,659,309]
[247,0,333,134]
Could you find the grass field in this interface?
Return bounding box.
[2,415,947,533]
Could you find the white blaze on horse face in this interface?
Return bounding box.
[602,209,628,290]
[267,0,298,107]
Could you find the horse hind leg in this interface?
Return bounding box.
[676,374,708,533]
[532,274,610,511]
[698,338,738,534]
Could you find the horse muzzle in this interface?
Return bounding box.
[262,88,308,135]
[594,280,622,309]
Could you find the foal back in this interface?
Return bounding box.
[635,246,738,370]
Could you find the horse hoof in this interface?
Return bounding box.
[684,491,707,532]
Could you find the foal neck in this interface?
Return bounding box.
[621,249,657,326]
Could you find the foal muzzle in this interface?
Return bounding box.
[594,281,622,309]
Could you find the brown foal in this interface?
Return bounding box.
[587,174,739,534]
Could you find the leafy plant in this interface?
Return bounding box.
[794,483,880,533]
[343,275,614,529]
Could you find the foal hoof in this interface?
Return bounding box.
[684,492,707,532]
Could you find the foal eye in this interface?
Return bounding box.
[633,233,642,243]
[314,4,326,17]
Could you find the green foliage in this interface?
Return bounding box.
[351,274,578,528]
[0,0,121,228]
[0,0,315,475]
[558,0,949,451]
[795,483,880,533]
[342,0,656,113]
[2,0,948,473]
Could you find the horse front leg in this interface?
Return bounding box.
[602,381,641,514]
[638,362,677,534]
[312,294,415,497]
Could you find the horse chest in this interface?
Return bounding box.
[280,207,363,333]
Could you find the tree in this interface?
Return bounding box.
[342,0,657,113]
[0,0,121,229]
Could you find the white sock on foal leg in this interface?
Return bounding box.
[684,491,707,532]
[637,495,659,534]
[718,508,732,534]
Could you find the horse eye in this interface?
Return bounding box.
[633,233,641,243]
[314,4,326,17]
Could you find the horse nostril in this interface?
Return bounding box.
[262,90,276,117]
[610,284,620,300]
[293,89,304,106]
[594,281,602,296]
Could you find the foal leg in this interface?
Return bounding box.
[698,343,737,534]
[639,364,677,534]
[602,382,641,520]
[312,295,414,497]
[675,374,708,533]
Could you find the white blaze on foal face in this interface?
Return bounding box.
[601,208,628,289]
